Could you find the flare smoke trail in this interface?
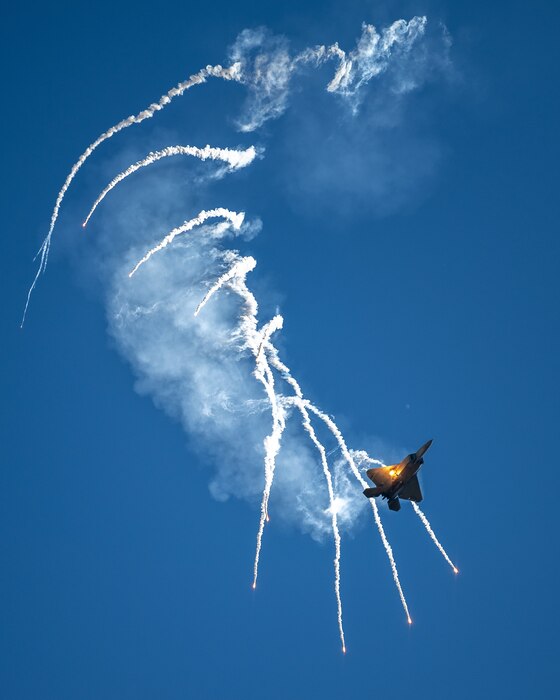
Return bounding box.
[221,275,288,591]
[411,501,458,574]
[194,255,257,317]
[84,145,257,227]
[251,319,287,590]
[297,17,427,99]
[258,333,347,650]
[129,208,245,278]
[291,396,346,652]
[232,16,428,131]
[24,15,431,323]
[193,265,346,646]
[21,63,241,327]
[255,315,283,363]
[302,402,412,624]
[248,309,408,634]
[352,449,386,469]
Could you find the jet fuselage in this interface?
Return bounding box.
[386,457,420,499]
[363,440,432,511]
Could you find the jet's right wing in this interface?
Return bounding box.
[398,474,423,502]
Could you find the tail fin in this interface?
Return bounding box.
[363,487,383,499]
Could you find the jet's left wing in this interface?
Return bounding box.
[366,466,395,489]
[398,474,423,502]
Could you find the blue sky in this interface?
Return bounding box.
[2,1,559,698]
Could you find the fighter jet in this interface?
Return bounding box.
[363,440,432,512]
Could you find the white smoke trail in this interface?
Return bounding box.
[23,17,435,325]
[300,17,427,95]
[251,336,286,589]
[369,497,412,624]
[411,501,458,574]
[257,339,351,649]
[221,276,288,590]
[254,315,286,525]
[194,255,256,317]
[301,401,412,624]
[84,145,257,226]
[289,395,346,653]
[255,314,283,363]
[21,63,241,327]
[351,449,386,468]
[324,18,427,98]
[192,256,288,590]
[129,208,245,278]
[234,17,428,131]
[263,336,402,639]
[241,319,346,648]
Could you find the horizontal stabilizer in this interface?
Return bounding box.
[363,487,383,499]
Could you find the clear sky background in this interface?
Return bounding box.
[2,1,559,698]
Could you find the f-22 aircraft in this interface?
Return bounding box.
[363,440,432,512]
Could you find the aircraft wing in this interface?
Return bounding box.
[398,474,423,502]
[366,466,395,489]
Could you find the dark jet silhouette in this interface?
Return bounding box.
[363,440,432,512]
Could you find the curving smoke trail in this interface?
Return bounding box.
[24,15,433,324]
[21,63,241,327]
[323,18,428,99]
[411,501,459,574]
[129,208,245,278]
[233,16,428,131]
[255,314,283,363]
[194,255,257,317]
[84,145,257,227]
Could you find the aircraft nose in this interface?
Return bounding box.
[417,439,433,457]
